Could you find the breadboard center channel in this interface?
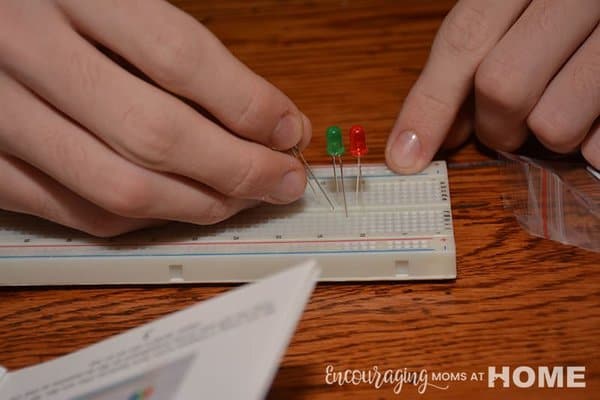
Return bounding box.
[0,162,456,284]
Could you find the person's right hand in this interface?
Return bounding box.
[0,1,310,237]
[386,0,599,173]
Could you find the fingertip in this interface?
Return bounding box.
[475,126,527,153]
[270,109,312,151]
[385,128,430,174]
[386,76,464,174]
[265,165,306,204]
[270,111,304,150]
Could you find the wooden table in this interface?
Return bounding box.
[1,1,598,399]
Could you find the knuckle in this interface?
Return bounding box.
[527,0,559,35]
[474,115,527,151]
[416,87,454,116]
[571,59,600,104]
[119,104,179,168]
[233,86,264,133]
[475,58,534,114]
[147,23,200,89]
[438,3,490,56]
[69,50,104,95]
[0,3,30,58]
[475,129,524,152]
[47,131,90,178]
[102,172,153,217]
[0,7,13,56]
[527,108,579,152]
[231,80,285,134]
[225,153,266,198]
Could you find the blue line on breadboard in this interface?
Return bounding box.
[0,248,434,259]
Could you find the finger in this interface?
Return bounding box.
[55,0,310,150]
[0,154,156,237]
[0,7,306,203]
[474,0,600,151]
[582,119,600,169]
[0,71,258,225]
[386,0,529,173]
[527,26,600,153]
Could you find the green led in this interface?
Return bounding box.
[326,126,345,156]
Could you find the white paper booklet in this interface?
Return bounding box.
[0,260,320,400]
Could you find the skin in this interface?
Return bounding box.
[0,0,311,237]
[1,1,597,237]
[385,0,600,173]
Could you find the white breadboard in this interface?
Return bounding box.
[0,162,455,285]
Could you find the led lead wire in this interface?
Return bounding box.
[332,156,339,193]
[356,155,362,200]
[338,155,348,217]
[292,146,335,211]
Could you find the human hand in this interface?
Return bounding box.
[385,0,599,172]
[0,0,310,237]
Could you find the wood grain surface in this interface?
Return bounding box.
[1,1,599,399]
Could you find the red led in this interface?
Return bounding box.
[349,125,368,157]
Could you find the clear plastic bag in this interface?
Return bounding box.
[500,152,599,253]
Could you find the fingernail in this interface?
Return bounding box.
[271,113,302,150]
[270,169,306,203]
[387,130,421,171]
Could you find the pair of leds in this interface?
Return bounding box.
[326,125,368,217]
[290,125,368,216]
